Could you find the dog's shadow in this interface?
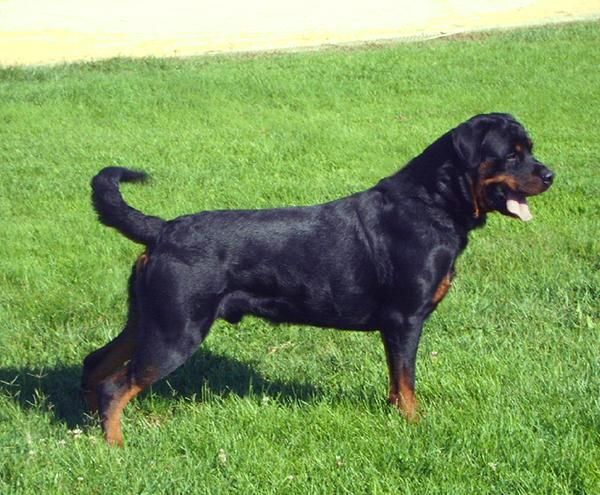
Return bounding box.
[0,349,320,429]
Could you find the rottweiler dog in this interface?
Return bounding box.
[82,113,553,445]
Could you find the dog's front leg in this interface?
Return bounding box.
[380,318,424,422]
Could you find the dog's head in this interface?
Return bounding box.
[452,113,554,221]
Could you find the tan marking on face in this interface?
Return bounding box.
[481,174,520,191]
[471,178,481,219]
[471,161,496,217]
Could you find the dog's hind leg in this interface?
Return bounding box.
[81,321,138,413]
[82,263,145,412]
[97,314,214,446]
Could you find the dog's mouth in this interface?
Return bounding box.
[479,165,554,222]
[486,184,534,221]
[505,190,533,221]
[476,163,554,222]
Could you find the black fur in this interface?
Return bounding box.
[82,113,553,444]
[91,167,165,245]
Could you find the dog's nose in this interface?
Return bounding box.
[541,169,554,186]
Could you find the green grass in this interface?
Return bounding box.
[1,21,599,494]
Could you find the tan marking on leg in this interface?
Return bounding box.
[398,369,419,422]
[82,329,137,412]
[383,339,400,407]
[388,381,400,408]
[385,361,419,422]
[103,382,143,447]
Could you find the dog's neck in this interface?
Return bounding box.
[378,133,488,232]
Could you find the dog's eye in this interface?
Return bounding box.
[506,153,518,162]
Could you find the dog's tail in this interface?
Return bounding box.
[91,166,166,246]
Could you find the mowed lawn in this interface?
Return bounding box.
[0,21,598,494]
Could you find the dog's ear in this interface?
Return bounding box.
[451,114,513,169]
[451,118,490,169]
[452,121,480,169]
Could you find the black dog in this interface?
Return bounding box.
[82,113,553,445]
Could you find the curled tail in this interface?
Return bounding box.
[91,167,166,245]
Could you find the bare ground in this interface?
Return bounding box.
[0,0,599,66]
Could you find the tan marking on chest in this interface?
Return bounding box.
[136,251,149,273]
[432,272,452,305]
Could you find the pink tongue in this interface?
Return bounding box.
[506,192,532,221]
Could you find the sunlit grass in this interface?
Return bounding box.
[0,21,598,494]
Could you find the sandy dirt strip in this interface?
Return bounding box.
[0,0,599,66]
